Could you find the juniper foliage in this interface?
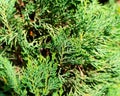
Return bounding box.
[0,0,120,96]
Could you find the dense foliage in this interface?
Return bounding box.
[0,0,120,96]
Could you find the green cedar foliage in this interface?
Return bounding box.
[0,0,120,96]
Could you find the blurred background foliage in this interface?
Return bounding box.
[0,0,120,96]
